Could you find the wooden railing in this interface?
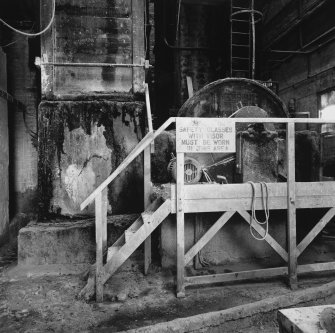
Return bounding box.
[81,114,335,300]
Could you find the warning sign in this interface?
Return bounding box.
[176,118,236,153]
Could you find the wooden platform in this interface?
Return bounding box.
[170,182,335,213]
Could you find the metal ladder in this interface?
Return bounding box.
[230,0,252,78]
[230,0,262,79]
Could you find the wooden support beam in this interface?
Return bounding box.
[170,181,335,214]
[176,152,185,298]
[194,214,203,270]
[297,208,335,256]
[102,188,108,264]
[184,262,335,287]
[186,76,194,98]
[185,267,287,286]
[238,210,288,262]
[287,122,297,289]
[145,84,155,153]
[185,211,235,265]
[144,146,152,275]
[95,191,105,302]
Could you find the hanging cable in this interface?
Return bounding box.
[175,0,182,43]
[0,0,55,37]
[248,181,270,241]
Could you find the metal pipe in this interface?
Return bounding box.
[162,0,214,51]
[36,61,152,68]
[263,0,329,51]
[267,28,335,70]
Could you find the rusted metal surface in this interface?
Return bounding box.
[178,78,288,118]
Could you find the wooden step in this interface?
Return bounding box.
[125,217,143,242]
[101,198,172,284]
[141,211,154,224]
[107,245,121,261]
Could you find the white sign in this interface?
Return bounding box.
[176,118,236,153]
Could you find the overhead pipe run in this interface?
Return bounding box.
[267,27,335,71]
[162,0,218,51]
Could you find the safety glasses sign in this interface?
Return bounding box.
[176,117,236,153]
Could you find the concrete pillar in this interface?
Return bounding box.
[0,49,9,239]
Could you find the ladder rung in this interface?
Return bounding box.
[232,6,249,10]
[232,57,249,60]
[232,44,250,47]
[232,32,249,35]
[231,19,250,23]
[232,69,250,72]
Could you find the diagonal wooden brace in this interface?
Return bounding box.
[184,211,236,265]
[237,210,288,262]
[297,207,335,257]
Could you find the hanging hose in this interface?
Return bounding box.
[0,0,55,37]
[248,181,270,241]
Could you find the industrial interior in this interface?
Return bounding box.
[1,0,335,332]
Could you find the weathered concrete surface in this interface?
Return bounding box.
[0,49,9,239]
[40,0,145,99]
[122,280,335,333]
[18,214,138,270]
[6,32,39,214]
[38,100,145,217]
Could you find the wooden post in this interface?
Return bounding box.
[95,191,105,302]
[186,76,194,98]
[102,188,108,264]
[286,122,298,289]
[0,50,8,238]
[194,214,202,270]
[176,152,185,297]
[144,146,152,275]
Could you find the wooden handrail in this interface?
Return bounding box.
[80,117,176,210]
[81,116,335,210]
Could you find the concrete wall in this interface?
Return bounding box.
[154,1,228,124]
[161,212,287,268]
[0,49,9,238]
[38,100,145,217]
[273,41,335,119]
[6,34,39,215]
[40,0,145,99]
[37,0,147,218]
[261,0,335,120]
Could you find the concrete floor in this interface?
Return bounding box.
[2,250,335,333]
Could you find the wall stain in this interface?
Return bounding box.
[38,100,145,220]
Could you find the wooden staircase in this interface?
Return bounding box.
[79,196,172,301]
[104,197,171,280]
